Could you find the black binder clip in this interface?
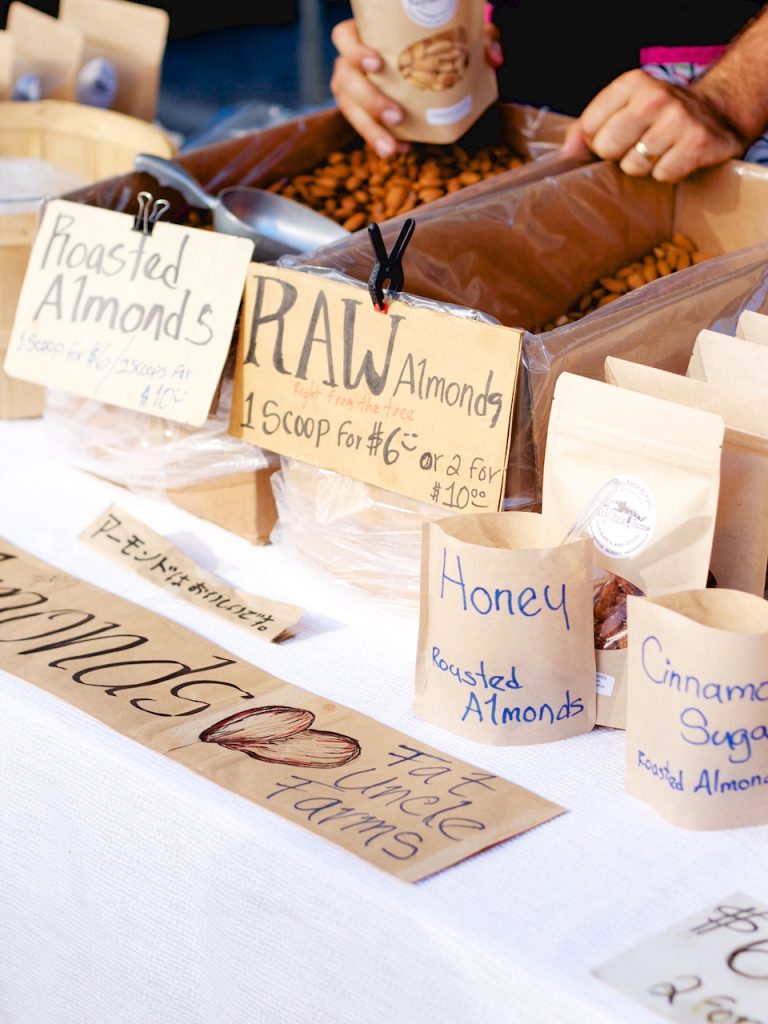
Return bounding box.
[133,190,170,236]
[367,218,415,313]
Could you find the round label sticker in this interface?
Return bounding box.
[589,475,656,558]
[402,0,458,29]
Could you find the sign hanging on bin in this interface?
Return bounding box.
[229,264,522,513]
[3,198,253,426]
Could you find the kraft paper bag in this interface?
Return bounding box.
[736,310,768,345]
[415,510,596,744]
[687,330,768,398]
[350,0,498,143]
[59,0,169,122]
[542,372,724,729]
[625,587,768,830]
[605,357,768,597]
[6,2,83,100]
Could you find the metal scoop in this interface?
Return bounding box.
[133,152,349,261]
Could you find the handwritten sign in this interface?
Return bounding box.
[3,199,253,425]
[415,512,596,744]
[625,588,768,830]
[80,504,304,642]
[229,264,521,512]
[0,539,564,880]
[594,892,768,1023]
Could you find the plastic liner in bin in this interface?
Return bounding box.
[281,158,768,604]
[266,264,525,609]
[62,102,578,229]
[43,373,275,496]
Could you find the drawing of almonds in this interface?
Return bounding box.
[241,729,361,769]
[199,706,314,748]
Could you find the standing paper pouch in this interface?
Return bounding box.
[542,372,724,729]
[415,510,596,745]
[625,587,768,830]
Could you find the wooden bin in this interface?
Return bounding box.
[0,99,176,419]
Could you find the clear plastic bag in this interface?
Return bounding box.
[43,373,275,496]
[267,263,535,607]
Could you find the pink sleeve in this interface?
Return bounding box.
[484,2,493,23]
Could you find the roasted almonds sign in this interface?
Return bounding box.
[230,265,522,513]
[0,540,563,881]
[4,199,253,426]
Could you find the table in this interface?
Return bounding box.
[0,417,765,1024]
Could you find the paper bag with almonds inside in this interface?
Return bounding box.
[605,356,768,598]
[59,0,169,121]
[350,0,498,143]
[625,587,768,830]
[542,372,724,730]
[415,510,596,744]
[6,2,83,100]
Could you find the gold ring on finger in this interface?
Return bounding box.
[633,139,660,164]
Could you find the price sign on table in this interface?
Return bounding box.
[3,198,253,425]
[594,892,768,1023]
[230,264,522,512]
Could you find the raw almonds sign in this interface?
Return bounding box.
[229,264,521,513]
[3,199,253,426]
[0,539,563,881]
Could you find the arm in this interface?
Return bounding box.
[560,6,768,183]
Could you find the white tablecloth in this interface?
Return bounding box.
[1,418,765,1024]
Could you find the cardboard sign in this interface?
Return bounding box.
[625,588,768,830]
[4,199,253,426]
[80,504,303,642]
[0,539,564,881]
[230,265,521,512]
[594,892,768,1023]
[415,512,596,745]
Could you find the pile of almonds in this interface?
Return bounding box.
[266,139,526,232]
[534,233,716,333]
[398,29,469,91]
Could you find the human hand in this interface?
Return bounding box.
[560,69,746,183]
[329,18,504,157]
[329,18,409,157]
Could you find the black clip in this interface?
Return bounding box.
[133,190,170,236]
[367,218,415,312]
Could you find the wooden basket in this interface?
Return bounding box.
[0,100,176,418]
